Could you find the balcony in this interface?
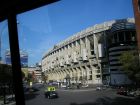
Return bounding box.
[66,61,70,65]
[91,59,98,65]
[78,56,83,61]
[73,58,78,63]
[88,54,96,59]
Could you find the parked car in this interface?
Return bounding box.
[127,88,140,97]
[44,86,58,99]
[116,87,128,95]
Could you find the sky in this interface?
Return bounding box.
[0,0,134,66]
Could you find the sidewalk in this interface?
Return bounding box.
[56,84,113,92]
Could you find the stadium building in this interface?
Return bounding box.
[42,18,137,86]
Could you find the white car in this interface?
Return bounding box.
[61,84,66,88]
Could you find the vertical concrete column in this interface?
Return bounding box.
[85,36,91,55]
[55,71,58,81]
[76,67,80,82]
[61,70,65,81]
[80,66,85,84]
[59,71,63,81]
[63,46,67,65]
[71,42,75,62]
[117,32,119,42]
[69,69,73,80]
[55,72,58,81]
[68,43,72,64]
[90,65,97,84]
[73,68,77,83]
[60,70,64,81]
[75,68,78,82]
[49,73,52,80]
[71,69,74,83]
[80,38,86,57]
[52,72,55,80]
[57,71,60,81]
[63,70,66,82]
[54,72,57,81]
[64,69,67,79]
[85,66,90,83]
[66,69,70,76]
[76,40,81,59]
[123,31,126,42]
[59,48,62,67]
[93,34,98,55]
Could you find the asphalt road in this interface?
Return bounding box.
[25,86,140,105]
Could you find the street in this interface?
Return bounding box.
[25,86,140,105]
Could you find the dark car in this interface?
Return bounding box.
[45,91,58,99]
[44,86,58,99]
[117,87,128,96]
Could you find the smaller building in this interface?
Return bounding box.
[28,64,42,83]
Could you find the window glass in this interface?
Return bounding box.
[15,0,136,105]
[125,31,131,41]
[0,20,16,104]
[118,32,124,42]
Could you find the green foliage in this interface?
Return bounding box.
[41,72,47,83]
[0,64,13,83]
[27,73,33,82]
[119,51,140,82]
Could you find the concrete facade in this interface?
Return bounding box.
[42,18,136,86]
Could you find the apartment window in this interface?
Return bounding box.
[89,71,92,74]
[77,40,80,45]
[114,33,118,43]
[96,70,100,73]
[89,75,92,80]
[131,31,136,41]
[96,75,100,78]
[118,32,124,42]
[125,31,131,41]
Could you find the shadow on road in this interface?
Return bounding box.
[70,96,140,105]
[24,92,39,101]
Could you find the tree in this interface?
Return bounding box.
[41,72,48,83]
[119,50,140,85]
[0,64,13,83]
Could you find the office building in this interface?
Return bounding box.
[5,50,28,67]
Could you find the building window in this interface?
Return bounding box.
[125,31,131,41]
[118,32,124,42]
[114,33,118,43]
[131,31,136,41]
[89,71,92,74]
[96,70,100,73]
[96,75,100,78]
[89,75,92,80]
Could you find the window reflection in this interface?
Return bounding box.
[0,20,16,104]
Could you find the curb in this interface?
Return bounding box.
[57,88,96,92]
[0,101,16,105]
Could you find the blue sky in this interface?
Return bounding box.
[0,0,134,66]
